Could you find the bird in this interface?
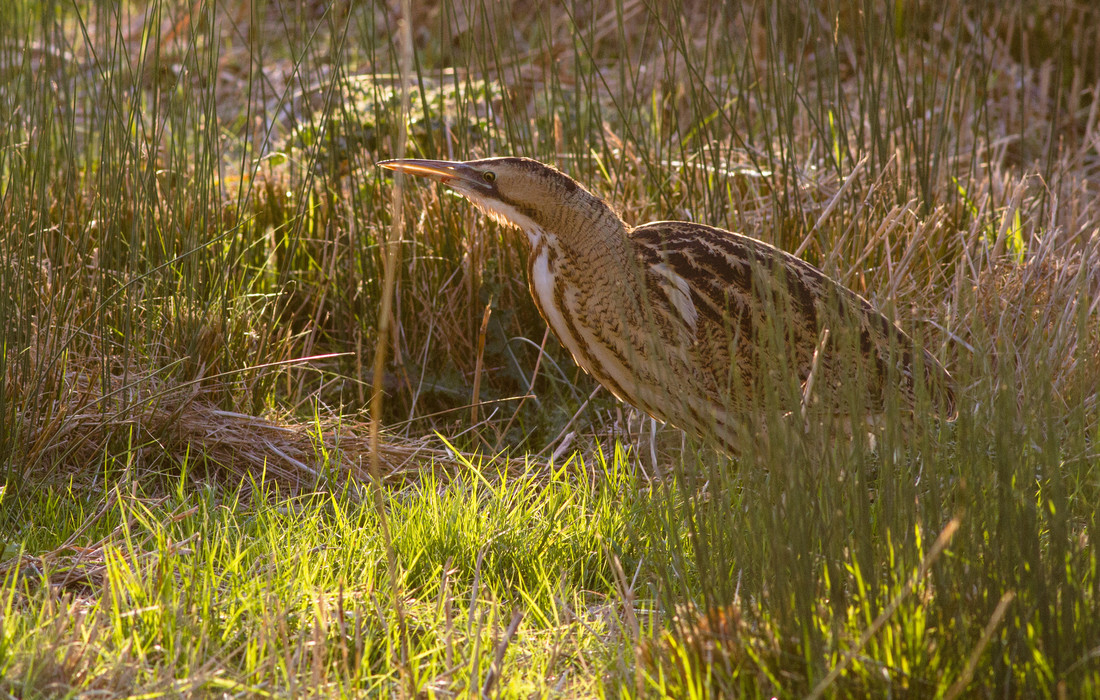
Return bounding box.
[378,156,956,455]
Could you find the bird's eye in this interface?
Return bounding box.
[482,171,496,183]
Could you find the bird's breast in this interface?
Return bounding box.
[528,237,673,416]
[529,236,576,357]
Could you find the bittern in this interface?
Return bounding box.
[379,157,956,454]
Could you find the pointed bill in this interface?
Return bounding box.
[377,159,479,185]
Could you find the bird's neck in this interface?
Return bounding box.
[538,189,631,270]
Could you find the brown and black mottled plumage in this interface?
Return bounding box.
[379,156,956,454]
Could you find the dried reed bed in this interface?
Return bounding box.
[6,351,534,497]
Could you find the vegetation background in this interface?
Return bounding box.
[1,0,1098,696]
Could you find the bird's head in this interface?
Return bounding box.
[378,157,611,244]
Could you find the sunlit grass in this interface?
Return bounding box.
[0,453,635,696]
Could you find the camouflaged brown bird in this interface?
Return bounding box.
[379,156,956,454]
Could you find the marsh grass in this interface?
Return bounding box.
[1,0,1098,696]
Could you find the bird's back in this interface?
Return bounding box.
[621,221,956,447]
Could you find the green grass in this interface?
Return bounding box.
[2,0,1099,696]
[1,455,638,696]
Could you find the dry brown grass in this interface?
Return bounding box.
[2,0,1098,488]
[6,351,536,496]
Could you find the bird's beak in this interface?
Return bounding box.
[377,159,481,187]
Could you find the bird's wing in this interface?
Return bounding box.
[629,221,957,418]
